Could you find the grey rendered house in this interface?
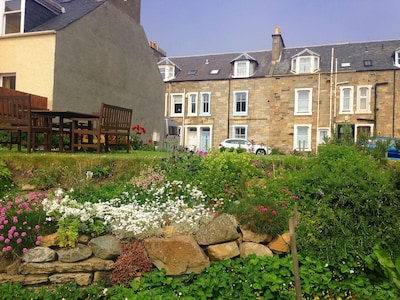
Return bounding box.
[0,0,165,144]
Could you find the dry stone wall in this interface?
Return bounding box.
[0,215,290,287]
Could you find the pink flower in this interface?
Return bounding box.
[0,236,4,242]
[36,236,42,241]
[13,216,18,223]
[23,221,27,225]
[35,225,40,230]
[0,225,3,230]
[282,189,286,193]
[16,238,22,244]
[292,196,297,200]
[4,239,10,244]
[22,248,28,253]
[21,232,27,237]
[272,210,277,215]
[13,232,19,237]
[35,241,41,246]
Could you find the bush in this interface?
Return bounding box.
[285,144,400,263]
[0,161,13,198]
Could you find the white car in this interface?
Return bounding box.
[218,138,271,155]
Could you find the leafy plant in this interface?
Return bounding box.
[0,161,13,198]
[374,244,400,290]
[56,216,80,247]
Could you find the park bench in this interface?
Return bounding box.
[71,102,133,153]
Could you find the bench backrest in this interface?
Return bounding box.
[98,103,132,133]
[0,95,32,127]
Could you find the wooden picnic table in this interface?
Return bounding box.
[32,110,99,152]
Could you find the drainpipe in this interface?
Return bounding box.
[227,79,231,138]
[393,71,396,137]
[374,82,388,134]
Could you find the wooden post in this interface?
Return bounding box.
[289,203,301,300]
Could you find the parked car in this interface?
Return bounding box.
[366,136,396,149]
[218,138,271,155]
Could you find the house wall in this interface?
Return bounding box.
[0,32,56,107]
[166,68,400,153]
[52,1,165,143]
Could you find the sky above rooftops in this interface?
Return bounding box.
[141,0,400,57]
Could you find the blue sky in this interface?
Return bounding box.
[141,0,400,57]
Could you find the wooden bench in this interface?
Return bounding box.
[0,94,52,153]
[71,103,133,153]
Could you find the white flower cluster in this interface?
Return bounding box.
[42,185,215,239]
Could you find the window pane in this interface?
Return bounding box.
[235,61,248,77]
[297,127,309,148]
[297,90,310,113]
[299,57,311,73]
[190,95,196,114]
[234,127,246,139]
[5,12,21,34]
[202,93,210,113]
[235,92,247,113]
[2,75,16,89]
[358,87,368,111]
[5,0,21,11]
[342,88,351,110]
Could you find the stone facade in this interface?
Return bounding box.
[160,29,400,153]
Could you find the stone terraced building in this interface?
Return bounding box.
[156,27,400,153]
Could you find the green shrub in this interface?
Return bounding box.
[286,144,400,263]
[0,161,13,197]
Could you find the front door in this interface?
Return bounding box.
[200,128,210,152]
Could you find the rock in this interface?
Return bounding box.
[89,235,121,260]
[268,233,291,254]
[0,274,48,285]
[144,235,210,275]
[93,271,112,285]
[239,242,274,258]
[195,214,239,245]
[23,247,57,263]
[78,235,90,244]
[207,241,240,261]
[57,244,92,262]
[163,226,178,237]
[19,257,114,275]
[49,273,93,286]
[6,258,22,275]
[21,184,36,191]
[0,253,15,273]
[240,225,272,243]
[40,233,59,247]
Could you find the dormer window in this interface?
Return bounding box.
[231,53,258,78]
[157,57,180,81]
[394,48,400,67]
[1,0,25,34]
[291,49,320,74]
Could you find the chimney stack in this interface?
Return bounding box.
[271,26,285,62]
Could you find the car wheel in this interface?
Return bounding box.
[256,149,266,155]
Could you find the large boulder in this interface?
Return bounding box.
[268,233,291,254]
[23,247,57,263]
[239,242,274,258]
[195,214,239,245]
[144,235,210,275]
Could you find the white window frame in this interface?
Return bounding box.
[356,85,372,113]
[317,127,330,145]
[0,73,16,89]
[233,60,250,78]
[339,86,354,114]
[199,92,211,116]
[355,124,373,143]
[159,65,175,81]
[232,125,248,139]
[395,50,400,67]
[233,90,248,116]
[294,88,312,115]
[291,56,320,74]
[170,93,184,117]
[294,124,312,151]
[187,93,197,116]
[1,0,25,35]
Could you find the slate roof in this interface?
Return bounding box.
[161,39,400,81]
[28,0,105,32]
[165,50,272,82]
[274,40,400,75]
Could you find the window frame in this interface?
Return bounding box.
[356,85,372,113]
[317,127,330,145]
[158,65,175,81]
[294,88,312,115]
[170,93,184,117]
[232,125,248,140]
[233,60,250,78]
[339,86,354,114]
[291,56,320,74]
[199,92,211,116]
[293,124,312,151]
[233,90,248,116]
[1,0,25,35]
[0,73,16,89]
[187,92,197,116]
[395,50,400,67]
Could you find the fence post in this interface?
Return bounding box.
[289,203,301,300]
